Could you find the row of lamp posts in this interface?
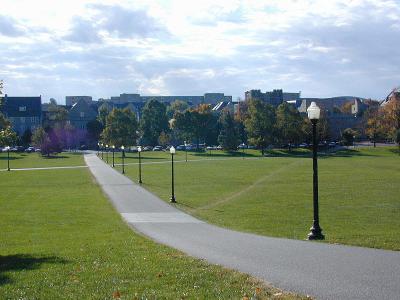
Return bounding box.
[95,101,323,240]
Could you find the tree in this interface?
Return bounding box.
[365,108,385,147]
[86,119,104,145]
[101,108,138,147]
[21,128,32,146]
[158,131,170,146]
[276,102,304,151]
[342,128,358,146]
[98,103,110,126]
[395,129,400,155]
[32,127,51,156]
[140,99,169,146]
[382,92,400,138]
[0,127,17,147]
[167,100,189,119]
[0,112,10,130]
[218,110,240,151]
[244,99,276,155]
[43,100,68,129]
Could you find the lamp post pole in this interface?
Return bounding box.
[106,145,109,164]
[307,102,324,240]
[97,142,100,156]
[112,145,115,167]
[101,144,104,160]
[170,146,176,203]
[242,144,245,159]
[7,146,10,171]
[121,146,125,174]
[184,141,188,162]
[138,146,142,184]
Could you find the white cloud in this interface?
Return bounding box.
[0,0,399,102]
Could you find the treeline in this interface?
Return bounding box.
[99,98,331,153]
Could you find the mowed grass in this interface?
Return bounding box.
[0,154,303,299]
[119,147,400,250]
[0,151,85,169]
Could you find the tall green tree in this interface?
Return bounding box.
[101,108,138,147]
[244,99,276,154]
[32,127,52,156]
[276,102,304,150]
[218,110,240,151]
[0,113,10,130]
[98,103,110,126]
[140,99,169,146]
[86,119,104,145]
[0,127,17,147]
[167,100,189,119]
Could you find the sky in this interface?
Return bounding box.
[0,0,399,104]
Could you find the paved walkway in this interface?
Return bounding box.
[85,153,400,300]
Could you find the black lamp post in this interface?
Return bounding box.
[101,143,104,160]
[170,146,176,203]
[184,140,188,162]
[121,145,125,174]
[307,102,324,240]
[112,145,115,167]
[97,142,100,156]
[105,144,109,164]
[6,146,10,171]
[242,144,245,159]
[138,146,142,184]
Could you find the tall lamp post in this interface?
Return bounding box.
[105,145,109,164]
[170,146,176,203]
[307,102,324,240]
[121,145,125,174]
[138,146,142,184]
[6,146,10,171]
[112,145,115,167]
[97,142,100,156]
[101,143,104,160]
[184,140,188,162]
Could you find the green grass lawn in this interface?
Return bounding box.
[0,153,303,299]
[0,151,85,170]
[118,147,400,251]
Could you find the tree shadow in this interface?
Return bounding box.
[265,149,312,158]
[0,156,23,161]
[0,254,69,286]
[193,151,259,158]
[388,148,400,155]
[123,156,167,160]
[324,149,377,158]
[41,155,69,159]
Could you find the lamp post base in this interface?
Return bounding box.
[170,196,176,203]
[139,180,142,184]
[307,224,325,240]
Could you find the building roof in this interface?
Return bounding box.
[2,95,41,117]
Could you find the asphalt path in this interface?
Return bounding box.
[85,153,400,300]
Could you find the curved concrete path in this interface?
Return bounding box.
[85,153,400,300]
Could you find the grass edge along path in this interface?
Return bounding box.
[0,155,306,299]
[118,147,400,251]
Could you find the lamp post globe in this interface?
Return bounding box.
[306,102,324,240]
[138,146,142,184]
[170,146,176,203]
[121,145,125,174]
[97,142,100,156]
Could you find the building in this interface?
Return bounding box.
[1,95,42,135]
[65,96,92,107]
[68,99,97,131]
[108,93,232,106]
[245,89,301,106]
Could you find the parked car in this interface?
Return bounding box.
[216,145,223,150]
[25,147,35,153]
[299,143,308,148]
[143,146,152,151]
[238,143,247,149]
[153,146,163,151]
[176,145,185,150]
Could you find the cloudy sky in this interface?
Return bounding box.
[0,0,399,103]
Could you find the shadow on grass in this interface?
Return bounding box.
[389,148,400,155]
[0,254,69,285]
[265,148,379,159]
[40,155,70,159]
[0,156,23,161]
[123,155,167,161]
[193,151,260,158]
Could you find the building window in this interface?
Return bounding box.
[80,112,85,118]
[19,106,27,112]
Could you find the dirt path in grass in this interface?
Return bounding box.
[194,159,306,212]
